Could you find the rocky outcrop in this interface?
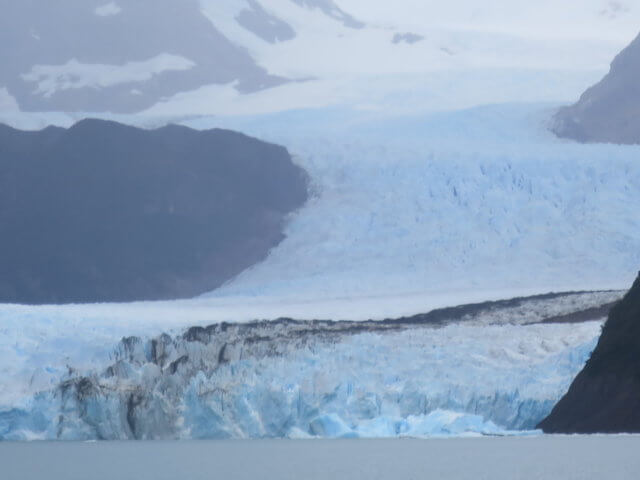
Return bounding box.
[552,32,640,144]
[538,273,640,433]
[0,119,308,304]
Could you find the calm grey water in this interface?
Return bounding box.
[1,436,638,480]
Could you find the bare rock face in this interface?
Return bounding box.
[538,273,640,433]
[0,119,308,304]
[552,32,640,144]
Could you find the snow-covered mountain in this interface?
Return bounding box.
[0,0,367,114]
[0,0,285,113]
[1,1,639,116]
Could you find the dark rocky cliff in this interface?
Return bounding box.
[552,32,640,144]
[538,273,640,433]
[0,119,308,304]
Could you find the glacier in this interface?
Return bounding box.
[0,291,617,440]
[2,103,639,306]
[1,0,639,444]
[189,103,640,302]
[0,102,638,440]
[5,0,638,118]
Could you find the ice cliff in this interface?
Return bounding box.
[0,291,617,440]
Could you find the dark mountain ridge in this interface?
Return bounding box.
[539,272,640,433]
[552,32,640,144]
[0,119,308,304]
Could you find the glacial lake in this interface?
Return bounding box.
[1,435,639,479]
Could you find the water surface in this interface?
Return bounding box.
[1,436,638,479]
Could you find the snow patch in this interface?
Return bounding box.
[0,87,19,112]
[21,54,195,99]
[94,2,122,17]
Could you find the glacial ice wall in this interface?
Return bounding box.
[0,295,606,440]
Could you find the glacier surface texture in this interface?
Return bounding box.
[193,103,640,302]
[0,102,638,440]
[0,292,617,440]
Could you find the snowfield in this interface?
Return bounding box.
[143,0,640,116]
[2,1,640,116]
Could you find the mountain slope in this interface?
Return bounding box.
[553,32,640,144]
[539,273,640,433]
[0,119,308,304]
[0,0,285,113]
